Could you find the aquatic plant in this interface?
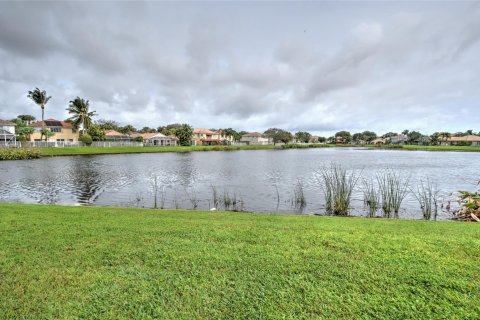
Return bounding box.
[317,163,361,216]
[412,178,439,220]
[211,185,220,208]
[292,180,307,209]
[266,169,282,210]
[362,178,379,218]
[376,170,410,218]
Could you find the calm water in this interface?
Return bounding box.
[1,148,479,220]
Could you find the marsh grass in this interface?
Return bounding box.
[412,178,439,220]
[211,185,220,208]
[184,187,199,210]
[317,164,361,216]
[377,170,410,218]
[362,178,379,218]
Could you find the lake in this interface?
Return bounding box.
[1,148,479,220]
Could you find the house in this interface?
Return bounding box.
[217,130,235,145]
[390,134,408,144]
[444,135,480,146]
[371,138,387,144]
[0,119,16,145]
[133,132,177,146]
[104,130,132,141]
[240,132,273,145]
[335,136,347,144]
[28,119,79,142]
[192,128,218,145]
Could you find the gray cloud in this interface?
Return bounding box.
[0,1,479,136]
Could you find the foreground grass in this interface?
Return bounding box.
[0,203,479,319]
[34,143,480,157]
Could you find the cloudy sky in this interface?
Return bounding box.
[1,1,479,135]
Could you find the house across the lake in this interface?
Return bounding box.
[104,130,132,141]
[28,119,79,142]
[443,135,480,146]
[132,132,177,146]
[240,132,273,145]
[192,128,234,145]
[0,119,16,146]
[390,134,408,144]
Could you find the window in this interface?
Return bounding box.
[56,139,65,142]
[51,127,62,133]
[68,139,73,142]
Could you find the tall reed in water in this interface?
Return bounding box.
[362,178,379,218]
[376,170,409,218]
[412,178,439,220]
[317,163,360,216]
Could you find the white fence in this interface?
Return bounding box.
[6,141,145,148]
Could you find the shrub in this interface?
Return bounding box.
[134,136,144,143]
[0,148,41,161]
[79,133,93,146]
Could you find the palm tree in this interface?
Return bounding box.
[27,88,51,123]
[66,97,97,134]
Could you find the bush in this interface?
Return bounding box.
[0,148,41,161]
[134,136,144,143]
[79,133,93,146]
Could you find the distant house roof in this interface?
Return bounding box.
[132,132,177,140]
[194,128,216,135]
[29,119,73,128]
[0,119,16,126]
[242,132,264,138]
[447,135,480,142]
[105,130,127,137]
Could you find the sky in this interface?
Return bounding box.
[0,1,479,136]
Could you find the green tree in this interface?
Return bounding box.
[362,131,377,144]
[219,128,239,141]
[158,123,182,136]
[382,132,397,138]
[264,128,293,145]
[175,124,194,146]
[294,131,311,143]
[465,129,473,135]
[11,118,34,141]
[97,119,120,131]
[17,114,36,124]
[66,97,97,134]
[40,128,55,141]
[335,131,352,143]
[407,131,423,145]
[140,127,156,133]
[87,124,106,141]
[352,133,365,144]
[119,125,137,134]
[27,88,51,123]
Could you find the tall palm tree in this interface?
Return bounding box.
[27,88,51,123]
[66,97,97,134]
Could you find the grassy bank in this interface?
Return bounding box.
[35,144,480,157]
[1,203,478,319]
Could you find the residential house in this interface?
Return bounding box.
[29,119,79,143]
[444,135,480,146]
[104,130,132,141]
[192,128,221,145]
[133,132,177,146]
[240,132,273,145]
[371,137,387,144]
[390,134,408,144]
[217,130,235,145]
[0,119,16,145]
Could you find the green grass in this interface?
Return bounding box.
[1,203,478,319]
[34,144,480,158]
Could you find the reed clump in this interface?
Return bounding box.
[0,148,41,160]
[362,178,379,218]
[317,164,360,216]
[376,170,409,218]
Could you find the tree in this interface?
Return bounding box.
[362,131,377,144]
[17,114,36,124]
[40,128,55,141]
[294,131,311,143]
[352,133,365,144]
[87,124,106,141]
[158,123,182,136]
[97,119,120,131]
[219,128,239,141]
[27,88,51,123]
[264,128,293,145]
[175,124,194,146]
[407,131,423,145]
[119,125,137,135]
[66,97,97,134]
[382,132,397,138]
[402,129,409,135]
[140,127,156,133]
[465,129,473,135]
[335,131,352,144]
[11,118,34,141]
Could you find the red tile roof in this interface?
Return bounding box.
[194,128,216,135]
[29,119,73,128]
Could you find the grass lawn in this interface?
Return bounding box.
[34,144,480,157]
[0,203,479,319]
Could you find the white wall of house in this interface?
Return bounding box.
[240,136,272,145]
[0,125,15,134]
